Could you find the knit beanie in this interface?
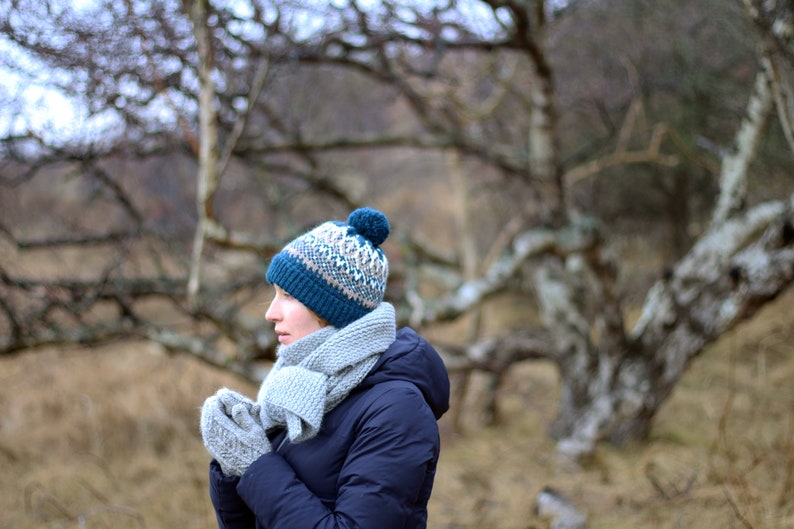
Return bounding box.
[265,207,391,328]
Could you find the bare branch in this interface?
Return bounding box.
[564,115,681,187]
[407,219,601,327]
[709,68,774,228]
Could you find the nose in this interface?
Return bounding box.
[265,298,279,322]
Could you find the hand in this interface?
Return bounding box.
[216,387,261,418]
[200,392,271,477]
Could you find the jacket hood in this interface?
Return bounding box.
[360,327,450,420]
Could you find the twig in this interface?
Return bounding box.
[24,481,74,521]
[722,484,755,529]
[77,504,146,529]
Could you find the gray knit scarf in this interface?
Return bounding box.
[256,302,396,443]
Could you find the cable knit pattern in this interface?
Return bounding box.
[257,302,397,442]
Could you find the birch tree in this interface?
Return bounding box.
[1,0,793,462]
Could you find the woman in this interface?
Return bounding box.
[200,207,450,529]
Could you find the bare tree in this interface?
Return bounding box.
[1,0,794,463]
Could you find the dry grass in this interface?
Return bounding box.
[0,342,252,529]
[2,289,794,529]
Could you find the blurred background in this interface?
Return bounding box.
[1,0,794,527]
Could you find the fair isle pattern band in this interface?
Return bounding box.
[286,224,388,308]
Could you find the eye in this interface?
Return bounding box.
[273,286,292,300]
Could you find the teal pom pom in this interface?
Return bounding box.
[348,207,390,246]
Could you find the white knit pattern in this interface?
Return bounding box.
[284,222,389,309]
[257,302,396,442]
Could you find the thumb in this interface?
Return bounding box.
[231,403,259,432]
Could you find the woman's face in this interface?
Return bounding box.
[265,285,325,345]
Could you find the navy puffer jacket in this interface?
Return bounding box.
[208,327,451,529]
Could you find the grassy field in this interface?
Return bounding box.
[1,288,793,529]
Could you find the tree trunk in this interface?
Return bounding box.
[546,63,790,461]
[187,0,219,306]
[550,194,794,459]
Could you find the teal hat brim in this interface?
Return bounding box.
[266,253,368,328]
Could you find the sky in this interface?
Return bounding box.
[0,9,119,149]
[0,0,103,137]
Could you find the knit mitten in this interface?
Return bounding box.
[200,393,271,477]
[216,387,261,418]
